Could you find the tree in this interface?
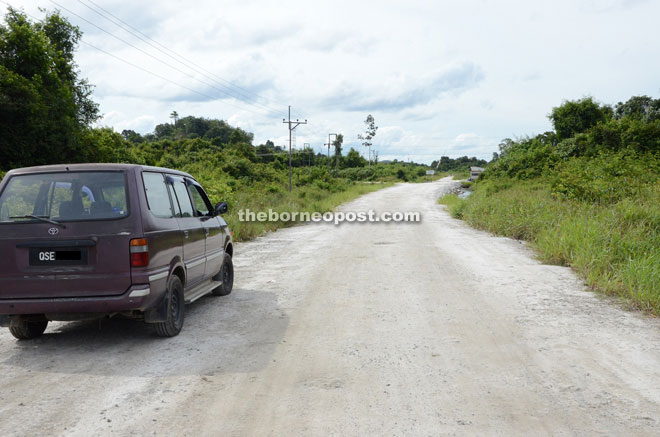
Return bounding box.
[170,110,179,126]
[153,123,174,139]
[357,114,378,166]
[549,97,610,141]
[331,133,344,172]
[0,7,99,169]
[121,129,144,143]
[344,147,366,167]
[614,95,660,122]
[498,138,515,154]
[332,133,344,157]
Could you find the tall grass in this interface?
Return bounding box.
[439,179,660,314]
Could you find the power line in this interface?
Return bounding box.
[49,0,277,117]
[3,0,281,117]
[74,0,282,115]
[79,39,273,116]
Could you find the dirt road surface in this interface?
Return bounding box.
[1,177,660,436]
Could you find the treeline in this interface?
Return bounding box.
[485,96,660,203]
[442,95,660,314]
[431,156,487,172]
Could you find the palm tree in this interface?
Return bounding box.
[169,111,179,126]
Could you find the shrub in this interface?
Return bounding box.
[551,150,659,203]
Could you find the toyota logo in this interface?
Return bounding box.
[48,227,59,236]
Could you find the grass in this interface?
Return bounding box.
[439,179,660,314]
[227,182,392,241]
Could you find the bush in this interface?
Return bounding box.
[438,194,467,219]
[551,150,659,203]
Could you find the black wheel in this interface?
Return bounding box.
[155,276,185,337]
[9,317,48,340]
[212,255,234,296]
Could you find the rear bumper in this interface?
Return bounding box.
[0,284,165,317]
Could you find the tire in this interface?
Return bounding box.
[155,276,185,337]
[9,317,48,340]
[212,255,234,296]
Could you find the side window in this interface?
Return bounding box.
[170,178,194,218]
[143,172,174,218]
[188,184,212,216]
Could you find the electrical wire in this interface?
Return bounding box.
[74,0,282,115]
[79,39,275,116]
[49,0,278,117]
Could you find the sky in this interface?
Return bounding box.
[3,0,660,163]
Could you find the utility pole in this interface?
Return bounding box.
[324,143,330,168]
[304,143,311,173]
[328,133,337,170]
[283,106,307,192]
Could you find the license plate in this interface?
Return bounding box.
[29,248,88,266]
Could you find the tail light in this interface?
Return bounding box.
[130,238,149,267]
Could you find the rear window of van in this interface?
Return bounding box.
[0,171,129,223]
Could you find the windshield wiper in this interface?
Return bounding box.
[9,215,67,228]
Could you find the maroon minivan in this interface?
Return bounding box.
[0,164,233,339]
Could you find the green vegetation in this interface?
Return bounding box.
[441,96,660,314]
[431,156,487,173]
[0,8,431,241]
[0,7,99,169]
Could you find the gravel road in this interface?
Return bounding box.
[1,177,660,436]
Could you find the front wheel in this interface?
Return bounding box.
[212,255,233,296]
[9,317,48,340]
[155,276,185,337]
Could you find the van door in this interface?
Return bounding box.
[167,176,206,288]
[187,181,224,279]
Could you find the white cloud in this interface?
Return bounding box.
[4,0,660,162]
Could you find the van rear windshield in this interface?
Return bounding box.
[0,171,129,223]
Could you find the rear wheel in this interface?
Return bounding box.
[155,276,185,337]
[212,255,234,296]
[9,317,48,340]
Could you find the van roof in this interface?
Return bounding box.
[5,163,194,180]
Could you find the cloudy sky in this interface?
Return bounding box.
[4,0,659,163]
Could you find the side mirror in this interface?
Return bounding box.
[215,201,228,215]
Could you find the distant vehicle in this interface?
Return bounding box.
[0,164,233,339]
[468,166,485,181]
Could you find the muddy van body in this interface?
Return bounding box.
[0,164,233,339]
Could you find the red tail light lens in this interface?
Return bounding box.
[130,238,149,267]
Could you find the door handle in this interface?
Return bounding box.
[183,230,189,239]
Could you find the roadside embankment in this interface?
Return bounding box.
[440,177,660,314]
